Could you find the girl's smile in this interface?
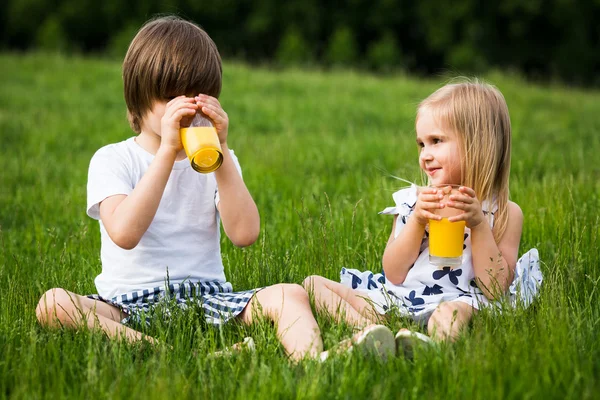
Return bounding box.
[426,167,441,176]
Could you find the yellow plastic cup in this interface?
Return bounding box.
[179,114,223,173]
[428,185,466,267]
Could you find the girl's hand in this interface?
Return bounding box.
[160,96,198,152]
[412,187,444,226]
[446,186,486,228]
[195,95,229,145]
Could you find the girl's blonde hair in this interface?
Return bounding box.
[417,78,512,242]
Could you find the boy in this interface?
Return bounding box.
[35,15,325,361]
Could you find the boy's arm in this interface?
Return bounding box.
[99,96,198,249]
[215,144,260,247]
[99,147,177,250]
[195,94,259,248]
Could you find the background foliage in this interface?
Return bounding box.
[2,0,599,85]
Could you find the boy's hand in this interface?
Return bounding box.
[160,96,198,153]
[195,94,229,145]
[446,186,486,229]
[412,187,444,226]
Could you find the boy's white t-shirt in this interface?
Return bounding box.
[86,137,242,299]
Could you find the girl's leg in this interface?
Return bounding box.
[302,275,381,327]
[36,288,157,344]
[237,283,323,361]
[427,301,476,341]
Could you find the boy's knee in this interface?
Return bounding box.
[278,283,309,302]
[260,283,309,306]
[252,284,309,314]
[36,288,76,327]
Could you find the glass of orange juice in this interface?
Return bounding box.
[428,184,466,267]
[179,113,223,173]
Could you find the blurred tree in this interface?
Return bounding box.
[325,26,358,66]
[5,0,53,50]
[107,23,141,59]
[1,0,599,84]
[35,14,68,52]
[366,31,402,72]
[276,27,313,66]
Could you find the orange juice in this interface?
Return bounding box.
[429,218,466,260]
[180,126,223,173]
[428,184,465,266]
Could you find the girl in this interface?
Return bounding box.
[303,79,540,350]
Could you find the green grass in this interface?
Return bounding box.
[1,52,599,399]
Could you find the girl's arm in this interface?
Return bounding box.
[382,216,427,285]
[382,187,444,285]
[470,201,523,299]
[447,186,523,300]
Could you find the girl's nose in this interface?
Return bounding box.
[420,149,433,162]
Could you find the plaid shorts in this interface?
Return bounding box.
[87,280,257,326]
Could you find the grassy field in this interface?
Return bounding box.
[0,52,599,399]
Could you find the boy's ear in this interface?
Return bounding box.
[127,110,141,134]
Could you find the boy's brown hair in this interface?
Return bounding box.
[123,15,222,133]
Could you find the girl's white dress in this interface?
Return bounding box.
[340,185,542,324]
